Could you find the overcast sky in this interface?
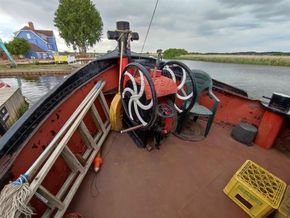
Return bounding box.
[0,0,289,53]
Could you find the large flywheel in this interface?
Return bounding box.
[161,61,197,115]
[120,63,158,129]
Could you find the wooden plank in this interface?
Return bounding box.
[89,110,102,133]
[61,145,85,173]
[104,120,110,128]
[25,81,105,179]
[94,131,102,144]
[43,125,110,218]
[78,121,96,148]
[91,104,106,132]
[37,185,64,210]
[22,83,105,210]
[54,125,111,218]
[98,92,110,119]
[82,146,93,160]
[42,172,78,217]
[43,124,95,218]
[15,87,111,218]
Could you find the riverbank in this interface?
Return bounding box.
[177,54,290,67]
[0,63,84,77]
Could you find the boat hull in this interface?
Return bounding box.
[0,52,289,216]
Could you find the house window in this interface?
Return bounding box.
[26,33,31,39]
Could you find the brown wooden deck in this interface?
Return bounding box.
[67,123,290,218]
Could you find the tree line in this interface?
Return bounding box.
[163,48,188,59]
[162,48,290,59]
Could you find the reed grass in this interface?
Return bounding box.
[177,54,290,67]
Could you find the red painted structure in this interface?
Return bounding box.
[136,75,177,100]
[199,87,288,151]
[199,90,264,127]
[255,111,284,149]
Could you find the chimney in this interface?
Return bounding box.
[28,22,34,30]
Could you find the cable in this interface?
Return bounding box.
[140,0,159,54]
[89,167,100,198]
[89,133,118,198]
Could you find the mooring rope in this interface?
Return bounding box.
[0,175,34,217]
[140,0,160,53]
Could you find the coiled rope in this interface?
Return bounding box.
[0,174,34,217]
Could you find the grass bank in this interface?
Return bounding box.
[0,63,84,77]
[177,54,290,67]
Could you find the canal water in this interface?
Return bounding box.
[182,60,290,99]
[1,76,65,105]
[1,60,289,106]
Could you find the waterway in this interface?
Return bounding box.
[1,76,65,105]
[182,60,290,99]
[1,60,289,106]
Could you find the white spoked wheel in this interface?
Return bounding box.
[120,63,157,128]
[161,61,197,115]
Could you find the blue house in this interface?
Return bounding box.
[15,22,58,59]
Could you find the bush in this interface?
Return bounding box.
[163,48,188,59]
[5,38,30,55]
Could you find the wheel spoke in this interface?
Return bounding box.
[134,101,147,126]
[136,99,153,110]
[181,87,187,96]
[128,98,134,120]
[176,91,193,100]
[177,68,186,90]
[174,103,183,113]
[137,70,145,97]
[164,66,176,83]
[122,87,135,98]
[124,71,137,92]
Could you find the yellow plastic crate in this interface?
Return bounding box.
[224,160,286,218]
[275,186,290,218]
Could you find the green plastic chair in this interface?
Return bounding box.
[189,69,220,136]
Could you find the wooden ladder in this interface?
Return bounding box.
[17,80,111,217]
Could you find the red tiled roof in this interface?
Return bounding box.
[35,30,54,37]
[21,26,31,31]
[20,26,54,39]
